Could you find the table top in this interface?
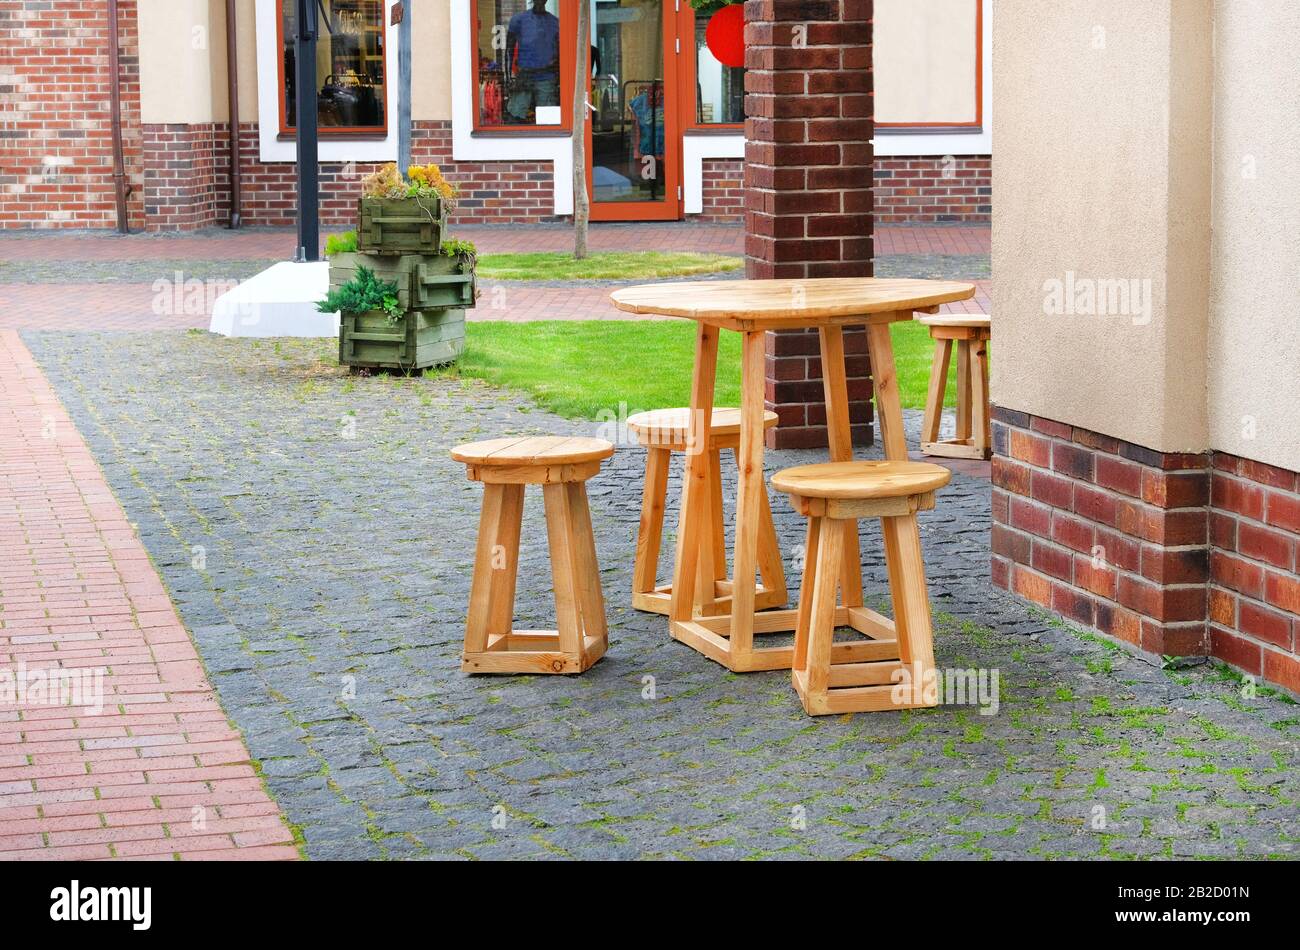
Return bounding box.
[610,277,977,331]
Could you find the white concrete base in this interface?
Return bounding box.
[208,261,340,338]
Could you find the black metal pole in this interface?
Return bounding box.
[294,0,320,262]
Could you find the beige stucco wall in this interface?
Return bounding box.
[139,0,259,124]
[412,0,452,121]
[874,0,978,124]
[1208,0,1300,471]
[991,0,1212,453]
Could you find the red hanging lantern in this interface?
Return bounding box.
[705,4,745,69]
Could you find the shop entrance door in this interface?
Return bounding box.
[586,0,681,221]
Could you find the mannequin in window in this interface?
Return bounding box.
[505,0,559,124]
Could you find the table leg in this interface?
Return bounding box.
[865,321,910,461]
[818,326,864,608]
[729,329,766,658]
[669,323,719,624]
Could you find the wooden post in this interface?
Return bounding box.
[572,0,591,259]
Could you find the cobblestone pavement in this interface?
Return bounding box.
[21,330,1298,861]
[0,222,989,261]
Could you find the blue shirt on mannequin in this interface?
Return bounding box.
[508,7,559,71]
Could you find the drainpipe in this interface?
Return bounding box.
[107,0,129,233]
[226,0,242,228]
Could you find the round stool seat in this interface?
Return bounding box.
[917,314,990,330]
[771,460,952,500]
[452,436,614,467]
[627,407,779,447]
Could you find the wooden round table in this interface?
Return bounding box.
[610,277,976,673]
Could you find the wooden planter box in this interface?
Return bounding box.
[330,252,476,311]
[357,196,447,255]
[338,308,465,372]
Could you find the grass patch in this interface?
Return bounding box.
[456,319,959,418]
[476,251,743,281]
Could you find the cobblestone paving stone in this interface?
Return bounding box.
[23,330,1300,861]
[0,252,988,286]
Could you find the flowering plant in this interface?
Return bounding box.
[360,162,459,213]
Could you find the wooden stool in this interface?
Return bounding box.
[628,407,787,617]
[771,460,952,715]
[918,315,991,460]
[451,436,614,675]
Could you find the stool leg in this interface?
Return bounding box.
[487,483,525,638]
[792,515,823,674]
[755,475,788,604]
[465,484,508,654]
[881,513,938,690]
[805,516,845,696]
[633,447,670,597]
[709,448,727,581]
[955,339,972,442]
[565,481,607,649]
[921,338,952,445]
[693,446,720,615]
[819,325,864,609]
[970,337,991,458]
[542,482,583,658]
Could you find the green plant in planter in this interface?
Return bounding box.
[317,265,404,324]
[325,231,358,257]
[440,238,478,268]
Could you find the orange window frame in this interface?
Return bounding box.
[470,0,576,134]
[275,0,390,138]
[875,0,984,130]
[676,5,743,132]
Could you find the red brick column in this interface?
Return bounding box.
[744,0,875,449]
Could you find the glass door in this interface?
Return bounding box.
[587,0,680,220]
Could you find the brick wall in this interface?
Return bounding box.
[0,0,143,229]
[696,154,993,226]
[142,123,224,230]
[1207,453,1300,693]
[137,119,559,231]
[696,157,744,222]
[991,408,1300,696]
[874,155,991,224]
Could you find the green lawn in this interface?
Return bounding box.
[475,251,742,281]
[453,320,963,419]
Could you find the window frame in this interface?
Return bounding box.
[678,4,744,133]
[469,0,577,135]
[275,0,391,139]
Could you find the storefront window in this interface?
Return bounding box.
[476,0,564,127]
[694,9,744,125]
[280,0,387,133]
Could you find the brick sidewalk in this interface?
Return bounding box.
[0,330,296,860]
[0,223,989,261]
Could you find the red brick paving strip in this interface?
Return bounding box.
[0,330,296,860]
